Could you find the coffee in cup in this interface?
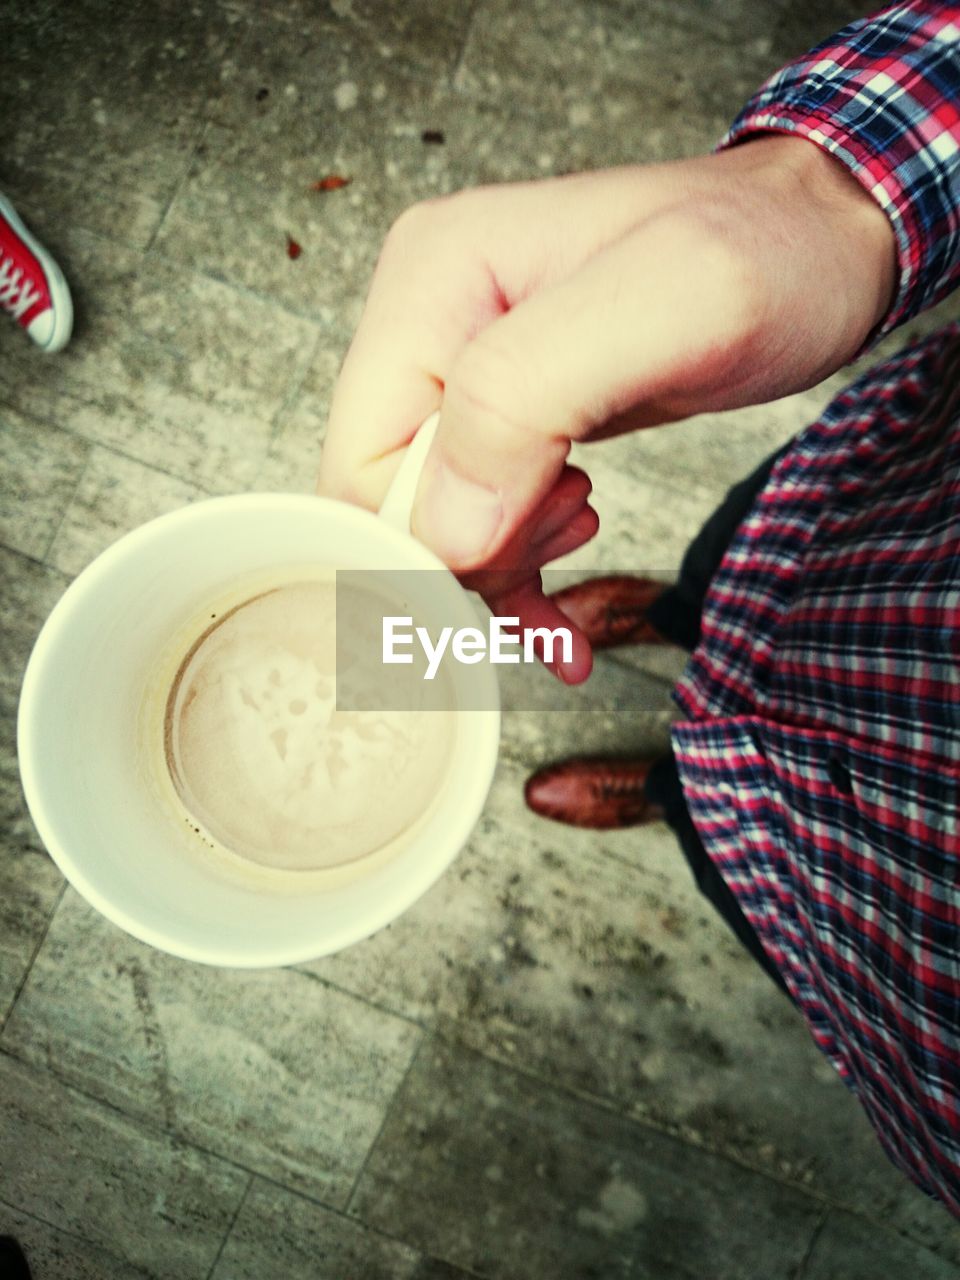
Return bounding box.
[161,574,456,873]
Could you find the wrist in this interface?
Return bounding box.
[716,133,906,355]
[719,132,898,338]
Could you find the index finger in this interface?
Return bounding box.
[479,574,594,685]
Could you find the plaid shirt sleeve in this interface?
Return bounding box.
[716,2,960,346]
[673,4,960,1218]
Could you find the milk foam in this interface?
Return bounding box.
[165,580,455,870]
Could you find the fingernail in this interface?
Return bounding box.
[414,461,502,565]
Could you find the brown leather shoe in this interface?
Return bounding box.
[524,756,667,829]
[550,575,673,649]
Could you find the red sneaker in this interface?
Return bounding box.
[0,192,73,353]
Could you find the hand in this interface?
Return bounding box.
[318,136,896,682]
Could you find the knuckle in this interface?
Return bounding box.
[384,199,438,246]
[383,191,464,255]
[379,198,450,274]
[383,186,495,262]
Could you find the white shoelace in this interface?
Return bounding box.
[0,253,43,319]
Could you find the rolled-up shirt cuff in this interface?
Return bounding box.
[713,3,960,355]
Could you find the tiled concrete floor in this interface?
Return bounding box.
[2,1,959,1277]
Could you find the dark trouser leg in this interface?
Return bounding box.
[643,442,795,997]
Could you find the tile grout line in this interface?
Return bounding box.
[395,1030,882,1234]
[182,262,342,330]
[339,1020,887,1250]
[54,213,340,330]
[0,1029,942,1264]
[0,814,930,1257]
[793,1207,829,1279]
[0,1193,152,1278]
[284,968,925,1245]
[342,1027,430,1218]
[203,1169,254,1280]
[0,396,218,507]
[5,1004,919,1262]
[1,1024,428,1230]
[429,1027,880,1233]
[288,964,425,1032]
[144,114,219,260]
[205,1161,490,1279]
[450,0,483,88]
[0,881,67,1041]
[266,324,329,444]
[0,1040,338,1213]
[36,446,95,568]
[2,1158,484,1280]
[1,1032,461,1273]
[75,440,214,500]
[0,539,67,575]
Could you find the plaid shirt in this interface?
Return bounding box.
[671,2,960,1215]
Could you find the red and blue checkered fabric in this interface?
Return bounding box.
[672,2,960,1215]
[720,2,960,336]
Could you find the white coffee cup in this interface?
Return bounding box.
[17,414,500,967]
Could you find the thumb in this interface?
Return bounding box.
[409,213,720,569]
[409,290,582,568]
[410,378,571,569]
